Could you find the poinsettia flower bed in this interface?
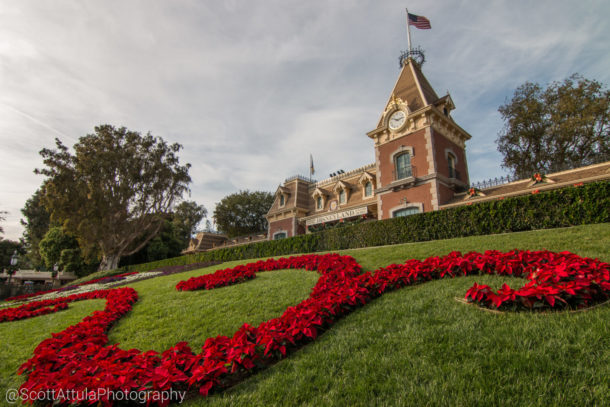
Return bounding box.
[10,251,610,406]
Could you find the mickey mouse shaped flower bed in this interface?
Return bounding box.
[7,251,609,406]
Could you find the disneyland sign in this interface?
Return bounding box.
[306,206,367,226]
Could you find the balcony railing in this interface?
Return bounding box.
[470,175,516,190]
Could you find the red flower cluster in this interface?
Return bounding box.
[0,299,68,322]
[176,267,255,291]
[463,250,610,309]
[11,251,609,406]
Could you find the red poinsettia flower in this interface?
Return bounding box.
[9,250,609,406]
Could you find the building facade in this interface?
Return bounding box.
[266,57,472,239]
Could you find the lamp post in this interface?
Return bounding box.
[52,263,59,288]
[8,250,19,285]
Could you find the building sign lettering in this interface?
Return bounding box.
[306,206,367,226]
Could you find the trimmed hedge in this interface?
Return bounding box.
[126,181,609,273]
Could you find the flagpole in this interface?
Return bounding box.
[405,8,412,53]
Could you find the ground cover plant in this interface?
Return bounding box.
[0,223,608,406]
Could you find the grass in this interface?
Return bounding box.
[0,223,608,406]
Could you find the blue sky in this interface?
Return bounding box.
[1,0,609,240]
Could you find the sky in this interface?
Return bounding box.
[1,0,609,241]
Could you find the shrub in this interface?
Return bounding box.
[122,181,610,273]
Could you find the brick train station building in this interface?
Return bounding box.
[266,57,472,239]
[183,56,610,252]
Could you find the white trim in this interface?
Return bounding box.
[389,145,414,166]
[425,127,436,175]
[430,180,439,210]
[388,202,424,218]
[444,148,458,164]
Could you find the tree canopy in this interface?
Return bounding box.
[36,125,191,270]
[20,187,51,267]
[213,190,274,238]
[172,200,207,243]
[496,74,610,178]
[39,226,79,270]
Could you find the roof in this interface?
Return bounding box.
[441,161,610,208]
[377,58,439,128]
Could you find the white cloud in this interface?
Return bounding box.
[1,0,609,239]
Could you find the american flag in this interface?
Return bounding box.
[408,13,431,30]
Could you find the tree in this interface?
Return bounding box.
[20,187,51,268]
[39,227,80,270]
[496,74,610,178]
[0,239,23,283]
[213,190,274,238]
[36,125,191,271]
[172,200,207,244]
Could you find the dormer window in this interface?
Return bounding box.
[333,181,351,206]
[358,172,376,198]
[339,189,346,204]
[364,181,373,197]
[312,188,328,212]
[279,194,285,207]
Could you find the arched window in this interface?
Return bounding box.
[316,196,323,209]
[364,181,373,197]
[448,153,456,179]
[279,194,285,206]
[392,207,420,218]
[273,232,287,240]
[339,189,346,204]
[395,153,412,180]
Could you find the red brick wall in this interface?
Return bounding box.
[268,217,294,239]
[377,128,429,187]
[431,128,469,184]
[379,183,433,219]
[436,182,455,206]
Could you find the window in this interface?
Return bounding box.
[316,196,323,210]
[273,232,287,240]
[279,194,285,206]
[339,189,346,204]
[392,207,420,217]
[395,153,412,179]
[364,181,373,197]
[448,153,456,179]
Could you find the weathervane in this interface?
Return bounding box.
[399,8,431,68]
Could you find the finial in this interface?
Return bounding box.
[399,46,426,68]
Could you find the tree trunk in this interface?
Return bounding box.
[99,254,121,271]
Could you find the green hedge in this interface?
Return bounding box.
[127,181,609,273]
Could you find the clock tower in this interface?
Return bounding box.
[367,56,471,219]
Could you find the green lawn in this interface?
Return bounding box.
[1,224,609,406]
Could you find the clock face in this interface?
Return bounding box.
[388,110,406,130]
[329,200,338,211]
